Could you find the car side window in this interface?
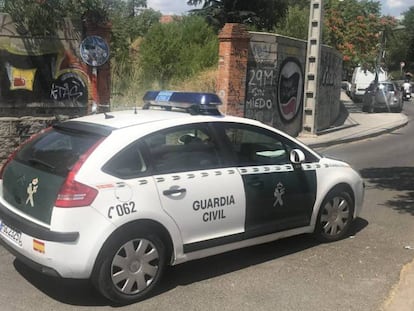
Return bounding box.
[102,142,147,179]
[223,125,290,166]
[143,124,221,174]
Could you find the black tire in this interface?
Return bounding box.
[92,229,166,304]
[314,188,354,242]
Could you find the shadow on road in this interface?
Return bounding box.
[12,218,368,307]
[13,260,107,306]
[360,166,414,216]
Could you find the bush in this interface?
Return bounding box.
[139,15,218,88]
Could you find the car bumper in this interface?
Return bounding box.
[0,201,114,279]
[0,237,61,277]
[372,101,401,108]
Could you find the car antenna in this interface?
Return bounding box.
[104,112,114,119]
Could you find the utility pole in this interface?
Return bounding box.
[302,0,324,135]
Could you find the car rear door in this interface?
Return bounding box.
[143,123,246,253]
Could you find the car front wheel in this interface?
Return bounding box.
[314,189,354,242]
[92,230,166,304]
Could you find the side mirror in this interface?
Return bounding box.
[290,149,305,164]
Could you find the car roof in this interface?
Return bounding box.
[68,109,192,129]
[61,108,262,131]
[64,90,231,130]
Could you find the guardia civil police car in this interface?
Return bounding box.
[0,91,364,304]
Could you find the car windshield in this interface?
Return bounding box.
[379,83,395,92]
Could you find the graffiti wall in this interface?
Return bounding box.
[317,47,343,130]
[245,32,342,136]
[0,13,90,116]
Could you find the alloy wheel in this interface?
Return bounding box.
[320,195,350,237]
[111,238,160,295]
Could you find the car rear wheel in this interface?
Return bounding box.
[92,230,166,304]
[314,189,354,242]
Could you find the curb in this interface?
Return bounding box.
[381,258,414,311]
[304,117,408,148]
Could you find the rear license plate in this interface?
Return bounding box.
[0,220,22,247]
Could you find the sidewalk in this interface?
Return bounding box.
[297,91,413,311]
[297,91,408,148]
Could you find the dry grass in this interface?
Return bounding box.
[110,66,218,111]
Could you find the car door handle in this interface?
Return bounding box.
[163,188,187,196]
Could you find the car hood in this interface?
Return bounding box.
[319,157,351,168]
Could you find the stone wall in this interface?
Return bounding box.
[0,116,68,166]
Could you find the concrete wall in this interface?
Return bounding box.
[217,24,343,137]
[245,33,307,137]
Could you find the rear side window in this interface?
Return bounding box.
[16,129,103,176]
[143,124,221,174]
[103,142,147,179]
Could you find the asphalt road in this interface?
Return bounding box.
[1,103,414,311]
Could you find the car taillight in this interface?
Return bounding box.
[0,127,52,179]
[55,138,104,208]
[55,179,98,207]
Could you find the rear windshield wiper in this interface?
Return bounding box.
[27,158,56,171]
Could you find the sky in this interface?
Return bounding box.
[382,0,414,18]
[147,0,413,18]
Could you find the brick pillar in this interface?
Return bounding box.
[217,23,250,117]
[83,20,112,112]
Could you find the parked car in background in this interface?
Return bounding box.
[350,66,387,102]
[362,81,403,113]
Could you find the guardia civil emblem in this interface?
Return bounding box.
[273,182,285,207]
[26,178,39,207]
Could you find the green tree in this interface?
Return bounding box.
[274,4,309,40]
[323,0,396,73]
[187,0,289,31]
[139,16,218,88]
[5,0,66,36]
[4,0,109,36]
[399,7,414,73]
[110,7,160,63]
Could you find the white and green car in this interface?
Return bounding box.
[0,91,364,304]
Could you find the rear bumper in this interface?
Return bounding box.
[0,198,115,279]
[0,202,78,242]
[373,102,400,108]
[0,237,61,277]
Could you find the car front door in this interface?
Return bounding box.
[142,123,246,253]
[215,123,318,238]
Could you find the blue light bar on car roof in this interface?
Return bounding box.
[142,90,222,115]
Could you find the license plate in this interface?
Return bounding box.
[0,219,22,247]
